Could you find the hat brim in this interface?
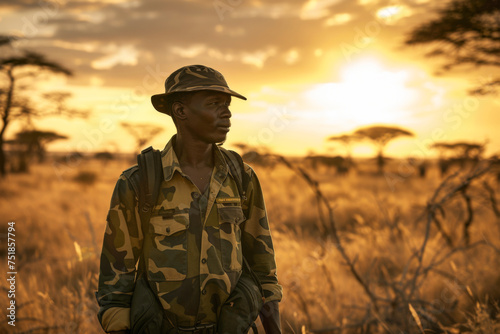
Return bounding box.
[152,86,247,115]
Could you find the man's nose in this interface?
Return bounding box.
[220,106,231,118]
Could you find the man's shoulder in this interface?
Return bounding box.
[121,164,139,179]
[117,165,140,195]
[242,162,254,177]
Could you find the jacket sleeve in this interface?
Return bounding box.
[241,165,283,303]
[96,172,143,332]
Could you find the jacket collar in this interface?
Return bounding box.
[161,135,228,182]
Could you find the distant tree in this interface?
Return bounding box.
[232,142,272,155]
[0,36,86,177]
[354,125,414,174]
[120,122,164,154]
[6,129,67,172]
[232,142,275,167]
[94,151,114,161]
[432,142,484,160]
[432,141,485,175]
[232,142,250,153]
[405,0,500,95]
[0,35,15,47]
[327,133,361,161]
[15,129,68,162]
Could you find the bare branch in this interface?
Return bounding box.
[482,180,500,217]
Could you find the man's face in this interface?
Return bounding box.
[182,90,232,144]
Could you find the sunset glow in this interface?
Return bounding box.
[3,3,500,332]
[0,0,497,157]
[304,58,420,125]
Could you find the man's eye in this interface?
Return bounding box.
[208,101,230,107]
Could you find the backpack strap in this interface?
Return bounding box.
[133,146,163,273]
[219,148,251,202]
[219,147,265,302]
[127,147,177,328]
[137,146,163,216]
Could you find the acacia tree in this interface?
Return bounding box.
[15,129,68,163]
[405,0,500,94]
[432,141,485,175]
[432,142,484,159]
[0,37,82,176]
[326,133,360,160]
[120,122,164,155]
[354,125,414,174]
[6,129,67,172]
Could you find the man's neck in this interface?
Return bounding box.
[174,133,214,169]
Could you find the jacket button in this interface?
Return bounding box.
[166,227,170,233]
[202,289,207,295]
[193,193,200,199]
[201,258,207,264]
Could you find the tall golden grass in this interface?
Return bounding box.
[1,157,499,333]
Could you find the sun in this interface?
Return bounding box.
[304,57,421,126]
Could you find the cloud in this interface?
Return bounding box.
[214,24,246,37]
[0,0,443,90]
[49,40,99,52]
[375,5,413,25]
[169,43,280,68]
[358,0,379,5]
[300,0,344,20]
[230,2,299,19]
[242,47,278,68]
[0,0,47,10]
[91,44,139,69]
[324,13,352,26]
[170,44,207,59]
[283,48,300,64]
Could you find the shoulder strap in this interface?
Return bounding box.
[220,148,251,201]
[127,146,163,233]
[128,146,163,271]
[130,146,162,274]
[128,147,172,320]
[137,146,163,217]
[220,148,265,300]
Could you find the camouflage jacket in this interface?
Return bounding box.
[96,136,282,331]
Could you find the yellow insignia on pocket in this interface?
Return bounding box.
[216,197,241,204]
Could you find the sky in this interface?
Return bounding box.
[1,0,499,158]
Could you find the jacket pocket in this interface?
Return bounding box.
[147,214,189,281]
[218,203,245,272]
[130,274,169,334]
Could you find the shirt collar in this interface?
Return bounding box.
[161,135,228,182]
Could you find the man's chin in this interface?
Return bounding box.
[214,134,228,145]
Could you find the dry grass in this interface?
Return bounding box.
[0,157,499,333]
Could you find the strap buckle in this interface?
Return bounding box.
[141,146,154,154]
[177,323,216,334]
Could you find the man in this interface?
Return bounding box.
[96,64,282,333]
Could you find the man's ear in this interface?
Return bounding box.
[172,101,187,121]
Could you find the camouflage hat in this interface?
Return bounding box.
[151,64,247,115]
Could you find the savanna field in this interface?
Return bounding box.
[1,155,500,334]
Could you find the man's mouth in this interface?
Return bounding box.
[217,122,231,129]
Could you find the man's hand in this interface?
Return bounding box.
[259,301,281,334]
